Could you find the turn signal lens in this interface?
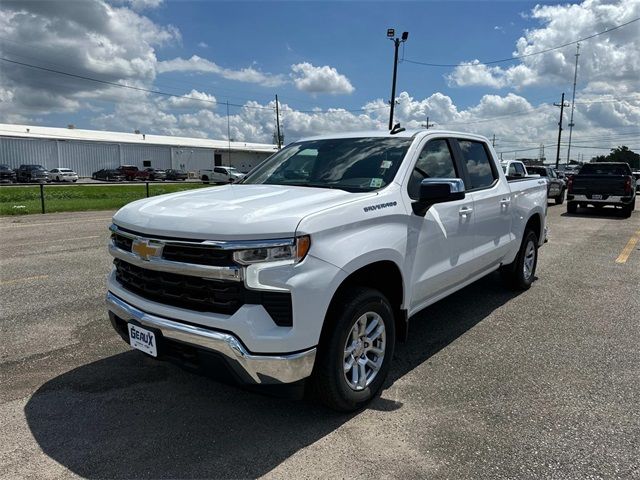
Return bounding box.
[296,235,311,262]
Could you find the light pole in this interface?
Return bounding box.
[387,29,408,130]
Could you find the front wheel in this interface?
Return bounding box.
[311,287,395,412]
[567,201,577,214]
[500,229,538,290]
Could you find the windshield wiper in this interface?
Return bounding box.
[267,182,369,193]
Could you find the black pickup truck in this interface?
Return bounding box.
[567,162,636,217]
[15,164,50,183]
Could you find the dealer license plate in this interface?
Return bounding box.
[592,194,603,200]
[128,324,157,357]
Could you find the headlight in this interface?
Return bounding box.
[233,236,310,265]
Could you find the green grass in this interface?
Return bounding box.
[0,183,211,215]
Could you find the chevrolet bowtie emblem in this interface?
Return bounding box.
[131,239,163,261]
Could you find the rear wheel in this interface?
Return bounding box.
[555,188,565,205]
[622,203,633,218]
[201,175,209,183]
[500,230,538,290]
[567,202,577,214]
[312,287,395,412]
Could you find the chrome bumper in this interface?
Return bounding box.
[106,292,316,384]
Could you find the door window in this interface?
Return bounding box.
[458,140,497,189]
[408,139,457,199]
[514,163,526,176]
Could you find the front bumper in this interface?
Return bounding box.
[106,292,316,384]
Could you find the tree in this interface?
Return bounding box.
[591,146,640,169]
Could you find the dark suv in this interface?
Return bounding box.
[0,164,17,183]
[15,164,49,183]
[527,166,566,204]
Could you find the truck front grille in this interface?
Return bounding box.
[114,259,292,327]
[112,231,234,267]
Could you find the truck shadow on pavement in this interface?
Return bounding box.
[562,207,632,220]
[24,273,522,479]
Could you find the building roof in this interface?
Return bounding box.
[0,123,279,154]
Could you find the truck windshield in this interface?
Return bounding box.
[241,137,413,192]
[579,164,630,175]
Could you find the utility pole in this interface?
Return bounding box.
[423,116,435,129]
[492,134,496,147]
[566,43,580,165]
[226,100,231,165]
[387,29,408,130]
[554,93,570,169]
[275,94,282,149]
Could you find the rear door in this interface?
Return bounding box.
[453,139,512,271]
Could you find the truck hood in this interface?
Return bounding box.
[113,184,373,240]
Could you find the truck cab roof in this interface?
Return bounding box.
[299,129,490,143]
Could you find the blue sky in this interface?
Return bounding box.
[1,0,638,159]
[152,1,546,110]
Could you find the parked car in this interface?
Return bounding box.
[200,166,245,183]
[567,162,636,217]
[49,168,79,182]
[164,169,188,181]
[143,168,166,181]
[92,169,125,181]
[15,164,49,183]
[106,129,548,411]
[116,165,150,181]
[0,164,17,183]
[526,166,566,204]
[500,160,528,179]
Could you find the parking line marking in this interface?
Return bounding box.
[0,274,49,285]
[0,235,101,248]
[615,230,640,264]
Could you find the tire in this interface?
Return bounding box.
[567,201,577,214]
[622,203,633,218]
[311,287,396,412]
[555,188,565,205]
[201,175,209,183]
[500,229,539,291]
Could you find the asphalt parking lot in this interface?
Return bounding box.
[1,205,639,479]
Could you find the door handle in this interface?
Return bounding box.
[459,206,473,217]
[500,198,511,206]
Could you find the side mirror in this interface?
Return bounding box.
[412,178,465,216]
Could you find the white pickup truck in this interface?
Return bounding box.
[106,130,547,411]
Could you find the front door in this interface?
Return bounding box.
[406,138,478,312]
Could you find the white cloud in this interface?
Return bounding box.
[158,89,217,110]
[197,41,208,48]
[127,0,164,10]
[291,63,355,94]
[89,89,640,163]
[447,0,640,92]
[157,55,287,87]
[0,0,179,118]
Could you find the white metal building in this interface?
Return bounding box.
[0,123,278,177]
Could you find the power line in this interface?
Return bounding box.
[0,56,389,115]
[403,17,640,68]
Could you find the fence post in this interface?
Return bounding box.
[145,181,150,197]
[40,183,45,214]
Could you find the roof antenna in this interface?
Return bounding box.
[390,123,405,135]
